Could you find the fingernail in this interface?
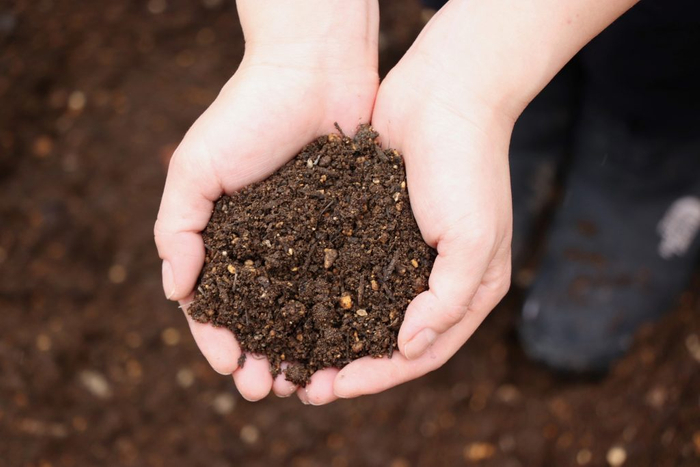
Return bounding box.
[404,328,437,360]
[305,390,317,405]
[275,386,293,398]
[332,373,349,399]
[305,388,324,406]
[333,389,349,399]
[162,260,176,300]
[278,387,295,398]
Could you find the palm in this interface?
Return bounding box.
[183,65,377,195]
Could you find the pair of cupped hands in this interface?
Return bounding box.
[155,2,515,405]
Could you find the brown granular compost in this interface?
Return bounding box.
[188,125,435,385]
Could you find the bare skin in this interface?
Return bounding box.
[155,0,638,404]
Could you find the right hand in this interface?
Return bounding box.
[154,1,379,402]
[332,42,516,399]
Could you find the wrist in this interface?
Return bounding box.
[237,0,379,73]
[402,0,637,120]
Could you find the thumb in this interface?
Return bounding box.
[154,140,221,301]
[398,225,511,360]
[154,138,244,376]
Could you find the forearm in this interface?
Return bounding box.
[236,0,379,70]
[408,0,639,119]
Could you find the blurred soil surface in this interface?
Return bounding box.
[1,1,698,466]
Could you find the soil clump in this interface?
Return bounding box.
[188,125,435,385]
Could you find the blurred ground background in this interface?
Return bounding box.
[1,1,699,466]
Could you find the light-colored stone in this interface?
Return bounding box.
[36,334,52,352]
[339,295,353,310]
[108,264,127,284]
[464,442,495,461]
[240,424,260,444]
[212,393,235,415]
[176,368,195,388]
[67,91,86,111]
[323,249,339,269]
[161,327,181,346]
[576,449,592,465]
[79,370,112,399]
[606,446,627,466]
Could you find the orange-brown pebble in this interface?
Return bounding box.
[339,295,353,309]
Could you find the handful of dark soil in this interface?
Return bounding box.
[188,125,435,385]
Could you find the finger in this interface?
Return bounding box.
[296,368,340,406]
[155,140,222,301]
[398,227,493,360]
[272,363,297,398]
[334,300,488,398]
[467,245,512,315]
[233,354,273,402]
[372,89,512,361]
[182,299,241,375]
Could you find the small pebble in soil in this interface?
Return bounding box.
[240,424,260,444]
[33,135,53,158]
[79,370,113,400]
[685,333,700,362]
[188,125,435,385]
[323,248,338,269]
[576,448,592,465]
[645,386,667,409]
[67,90,86,112]
[495,384,521,404]
[17,419,68,438]
[606,445,627,466]
[176,368,195,388]
[161,327,181,346]
[108,264,127,284]
[212,392,235,415]
[36,334,52,352]
[464,442,496,461]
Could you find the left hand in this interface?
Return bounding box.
[304,34,516,404]
[332,52,515,398]
[155,0,380,403]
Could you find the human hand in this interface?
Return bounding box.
[219,0,636,404]
[301,3,522,402]
[301,56,515,405]
[330,52,515,398]
[325,0,636,399]
[154,0,379,402]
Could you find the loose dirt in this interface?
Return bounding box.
[188,125,435,385]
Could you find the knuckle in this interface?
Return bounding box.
[153,221,168,250]
[440,302,469,327]
[444,221,492,249]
